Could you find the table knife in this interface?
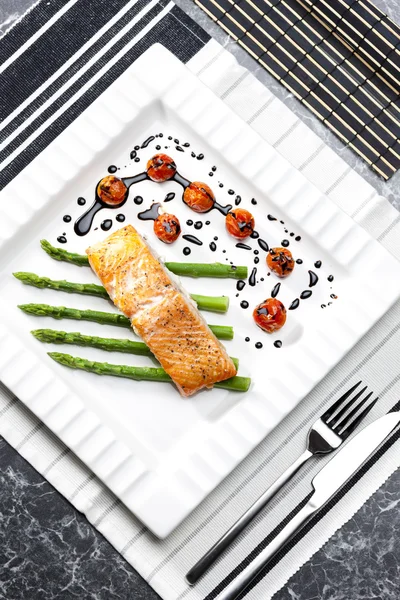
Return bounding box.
[214,411,400,600]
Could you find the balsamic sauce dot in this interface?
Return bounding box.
[296,258,303,264]
[281,239,290,247]
[168,136,172,140]
[254,249,259,255]
[209,172,214,177]
[134,196,143,205]
[191,152,196,158]
[63,215,71,223]
[235,195,242,206]
[260,277,264,281]
[222,249,226,253]
[300,290,312,300]
[101,219,113,231]
[328,302,332,306]
[108,165,117,174]
[134,145,140,150]
[314,260,322,268]
[214,236,218,241]
[330,293,338,299]
[159,133,164,138]
[228,189,235,195]
[186,220,193,226]
[236,280,245,291]
[280,220,285,224]
[176,146,184,152]
[295,236,301,242]
[209,242,217,252]
[250,230,259,239]
[240,300,249,309]
[255,342,263,349]
[174,138,179,144]
[205,221,210,225]
[183,247,191,256]
[251,198,257,205]
[194,221,203,230]
[156,145,161,150]
[183,142,190,147]
[274,340,282,348]
[130,150,137,160]
[245,337,250,342]
[116,214,125,222]
[219,183,224,188]
[328,274,334,282]
[254,257,259,264]
[321,304,326,309]
[77,197,86,206]
[267,214,277,221]
[290,232,294,237]
[134,157,140,163]
[197,153,204,160]
[212,166,216,171]
[57,236,67,244]
[284,229,288,233]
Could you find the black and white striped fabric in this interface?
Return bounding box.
[1,3,400,600]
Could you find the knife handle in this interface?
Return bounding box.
[186,449,312,585]
[214,498,318,600]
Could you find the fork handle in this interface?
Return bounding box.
[185,449,312,585]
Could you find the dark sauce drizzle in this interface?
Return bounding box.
[300,290,312,299]
[236,242,251,250]
[182,234,203,246]
[271,282,281,298]
[258,238,269,252]
[236,280,246,291]
[138,203,161,221]
[308,270,319,287]
[289,299,300,310]
[249,267,257,287]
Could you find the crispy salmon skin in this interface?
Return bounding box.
[86,225,236,396]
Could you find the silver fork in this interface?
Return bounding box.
[186,381,377,585]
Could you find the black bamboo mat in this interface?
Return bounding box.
[195,0,400,180]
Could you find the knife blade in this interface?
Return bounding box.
[215,411,400,600]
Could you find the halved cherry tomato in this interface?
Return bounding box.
[253,298,287,333]
[183,181,214,213]
[266,247,294,278]
[225,208,255,239]
[147,154,176,182]
[153,213,181,244]
[97,176,128,206]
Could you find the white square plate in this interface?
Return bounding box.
[1,44,400,538]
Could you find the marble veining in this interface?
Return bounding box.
[1,0,400,598]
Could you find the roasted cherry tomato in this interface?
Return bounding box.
[147,153,176,182]
[183,181,215,213]
[97,176,128,206]
[266,247,294,278]
[225,208,255,239]
[153,213,181,244]
[253,298,287,333]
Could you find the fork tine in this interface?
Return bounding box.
[338,396,379,439]
[322,381,362,423]
[333,390,372,433]
[327,386,368,428]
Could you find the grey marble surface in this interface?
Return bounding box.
[1,1,400,599]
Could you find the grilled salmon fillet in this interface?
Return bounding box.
[86,225,236,396]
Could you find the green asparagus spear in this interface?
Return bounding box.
[48,352,250,392]
[31,329,239,369]
[13,272,229,313]
[40,240,248,279]
[19,304,234,340]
